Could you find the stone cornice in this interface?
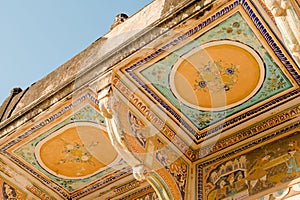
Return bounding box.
[0,0,220,140]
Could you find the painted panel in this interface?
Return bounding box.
[112,94,189,199]
[119,186,157,200]
[139,11,292,137]
[120,0,300,145]
[0,93,131,199]
[198,130,300,199]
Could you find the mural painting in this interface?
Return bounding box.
[119,186,158,200]
[129,111,147,148]
[0,179,26,200]
[0,0,298,199]
[131,191,159,200]
[155,141,188,199]
[1,95,131,199]
[201,131,300,200]
[136,10,294,140]
[126,110,188,199]
[12,105,124,192]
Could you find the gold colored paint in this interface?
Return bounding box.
[174,44,261,109]
[40,126,117,178]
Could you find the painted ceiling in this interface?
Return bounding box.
[112,0,300,199]
[0,0,299,199]
[0,93,156,199]
[115,0,299,157]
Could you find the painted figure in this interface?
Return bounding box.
[226,173,236,196]
[156,150,169,168]
[246,154,271,188]
[215,178,228,199]
[287,140,300,174]
[234,171,248,192]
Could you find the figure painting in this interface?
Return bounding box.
[203,131,300,199]
[154,138,188,199]
[128,111,147,148]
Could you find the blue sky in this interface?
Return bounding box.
[0,0,152,104]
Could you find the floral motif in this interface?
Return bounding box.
[70,106,105,125]
[14,105,127,193]
[61,180,74,192]
[141,12,292,131]
[187,111,226,128]
[59,140,95,165]
[149,66,167,82]
[256,67,288,98]
[194,60,240,93]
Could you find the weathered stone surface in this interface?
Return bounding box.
[0,0,214,132]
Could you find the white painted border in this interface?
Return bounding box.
[169,40,265,111]
[35,122,122,180]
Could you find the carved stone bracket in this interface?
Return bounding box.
[98,88,173,199]
[98,89,149,180]
[265,0,290,16]
[264,0,300,64]
[132,164,149,181]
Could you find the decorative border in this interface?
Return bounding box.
[123,0,300,142]
[71,168,132,200]
[114,73,300,161]
[113,77,196,161]
[0,93,98,152]
[196,104,300,159]
[113,180,143,196]
[196,123,300,199]
[119,185,154,200]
